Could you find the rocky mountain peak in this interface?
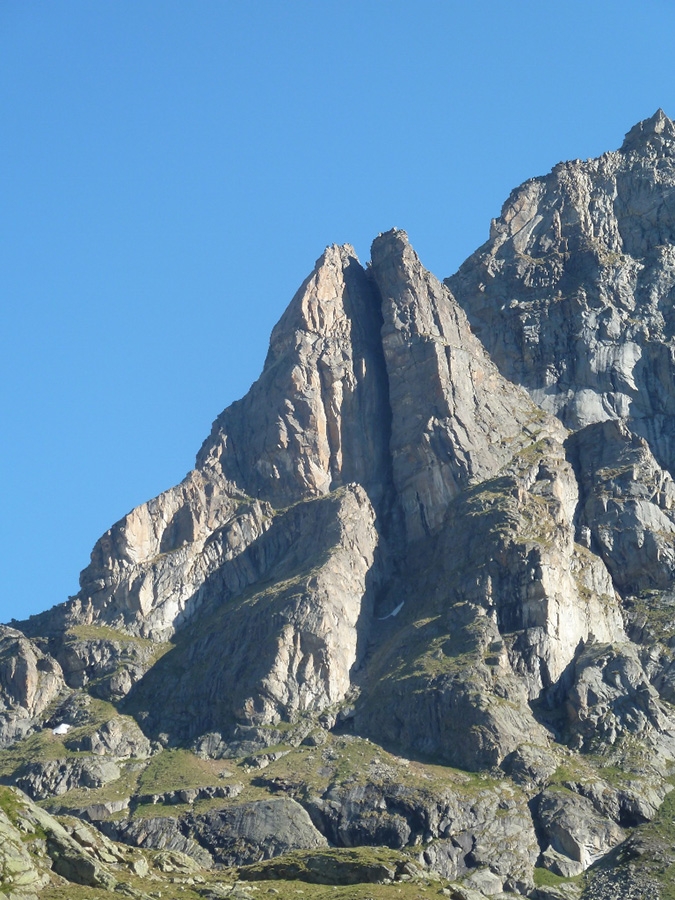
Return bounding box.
[7,115,675,899]
[621,107,675,153]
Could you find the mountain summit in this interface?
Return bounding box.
[4,115,675,899]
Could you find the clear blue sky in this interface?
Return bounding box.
[2,1,674,623]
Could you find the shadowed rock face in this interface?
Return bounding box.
[10,112,675,895]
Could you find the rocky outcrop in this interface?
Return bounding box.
[65,714,152,758]
[100,814,214,867]
[448,110,675,450]
[303,778,538,890]
[561,775,670,829]
[13,757,121,801]
[371,228,554,543]
[0,626,66,748]
[568,419,675,594]
[197,244,391,508]
[125,484,378,746]
[355,435,624,769]
[190,798,328,866]
[0,804,48,899]
[238,848,413,886]
[534,789,625,876]
[51,631,158,700]
[30,492,275,644]
[104,797,327,869]
[0,786,123,893]
[563,640,675,756]
[138,782,243,807]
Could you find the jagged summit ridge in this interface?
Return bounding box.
[448,108,675,453]
[622,107,675,152]
[15,223,631,765]
[5,114,675,898]
[197,241,390,506]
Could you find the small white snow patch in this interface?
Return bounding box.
[52,723,71,735]
[378,601,404,620]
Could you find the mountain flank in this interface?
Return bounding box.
[4,112,675,900]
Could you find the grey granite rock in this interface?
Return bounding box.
[13,756,121,801]
[534,789,625,874]
[563,640,675,756]
[125,484,378,746]
[370,228,553,543]
[0,626,65,748]
[189,798,328,866]
[100,815,214,867]
[448,111,675,453]
[65,715,152,759]
[568,419,675,593]
[0,804,46,899]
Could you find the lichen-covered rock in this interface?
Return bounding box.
[0,786,118,892]
[0,805,46,899]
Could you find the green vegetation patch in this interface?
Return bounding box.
[239,845,414,885]
[0,785,47,841]
[0,729,79,778]
[137,748,228,797]
[533,865,582,888]
[0,784,28,821]
[624,590,675,646]
[251,732,501,804]
[67,624,146,643]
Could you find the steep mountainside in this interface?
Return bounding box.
[4,113,675,900]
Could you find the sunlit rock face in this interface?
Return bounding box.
[448,109,675,463]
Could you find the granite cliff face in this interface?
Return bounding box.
[6,112,675,899]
